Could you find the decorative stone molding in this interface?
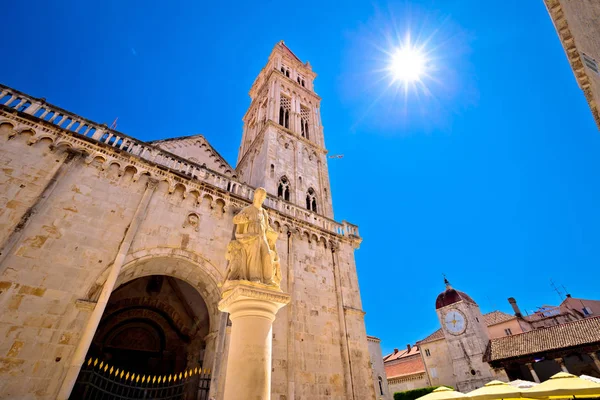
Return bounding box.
[344,306,366,317]
[218,283,290,311]
[0,107,359,245]
[544,0,600,130]
[75,299,97,311]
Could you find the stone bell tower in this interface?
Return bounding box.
[236,41,334,218]
[435,279,500,392]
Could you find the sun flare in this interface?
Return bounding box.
[389,45,426,83]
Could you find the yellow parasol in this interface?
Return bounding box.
[523,372,600,398]
[466,380,532,400]
[415,386,467,400]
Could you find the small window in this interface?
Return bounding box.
[425,349,431,357]
[378,376,384,395]
[278,176,290,201]
[306,188,317,212]
[476,317,479,322]
[583,307,593,316]
[582,52,599,75]
[302,79,305,87]
[270,164,275,178]
[504,328,512,336]
[430,367,437,378]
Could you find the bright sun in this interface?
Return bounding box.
[389,45,426,83]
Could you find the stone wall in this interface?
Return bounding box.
[418,339,455,388]
[367,336,392,400]
[545,0,600,129]
[388,372,429,395]
[0,111,374,400]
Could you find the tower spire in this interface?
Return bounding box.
[443,273,452,289]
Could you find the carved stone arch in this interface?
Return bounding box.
[132,170,151,182]
[310,233,318,243]
[0,119,16,129]
[319,236,328,249]
[302,231,310,242]
[188,189,201,204]
[14,127,36,141]
[29,135,55,148]
[213,198,226,215]
[272,220,281,233]
[52,139,74,150]
[103,297,194,337]
[122,165,137,181]
[172,183,187,199]
[86,247,224,331]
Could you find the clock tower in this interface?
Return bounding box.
[435,279,501,391]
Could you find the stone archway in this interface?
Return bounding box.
[73,250,226,399]
[88,248,224,331]
[87,275,210,377]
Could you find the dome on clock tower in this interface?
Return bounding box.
[435,278,476,309]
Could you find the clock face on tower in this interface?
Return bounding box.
[444,309,467,335]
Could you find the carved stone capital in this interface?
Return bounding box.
[218,282,290,318]
[147,178,159,189]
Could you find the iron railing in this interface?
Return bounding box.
[70,358,211,400]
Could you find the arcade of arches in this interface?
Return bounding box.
[86,275,210,377]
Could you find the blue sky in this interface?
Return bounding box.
[3,0,600,355]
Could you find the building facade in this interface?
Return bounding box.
[368,336,393,400]
[0,42,376,400]
[383,345,429,395]
[385,282,600,394]
[544,0,600,129]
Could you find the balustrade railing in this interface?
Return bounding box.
[0,84,359,239]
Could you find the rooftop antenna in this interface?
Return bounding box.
[550,279,564,301]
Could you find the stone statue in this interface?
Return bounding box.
[222,188,282,290]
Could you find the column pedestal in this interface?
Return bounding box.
[218,282,290,400]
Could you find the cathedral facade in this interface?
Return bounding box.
[0,42,375,400]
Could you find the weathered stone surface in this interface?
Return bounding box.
[0,41,374,400]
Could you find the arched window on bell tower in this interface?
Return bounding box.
[300,105,310,140]
[279,95,291,129]
[306,187,317,212]
[278,176,290,201]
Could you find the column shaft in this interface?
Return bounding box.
[526,363,541,383]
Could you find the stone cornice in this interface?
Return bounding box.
[387,372,426,384]
[344,306,366,317]
[0,94,360,245]
[544,0,600,130]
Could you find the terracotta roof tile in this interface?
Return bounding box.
[484,310,516,325]
[383,346,420,362]
[486,316,600,361]
[417,329,444,345]
[384,355,426,379]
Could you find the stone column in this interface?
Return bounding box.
[555,357,569,373]
[526,363,541,383]
[218,283,290,400]
[589,352,600,373]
